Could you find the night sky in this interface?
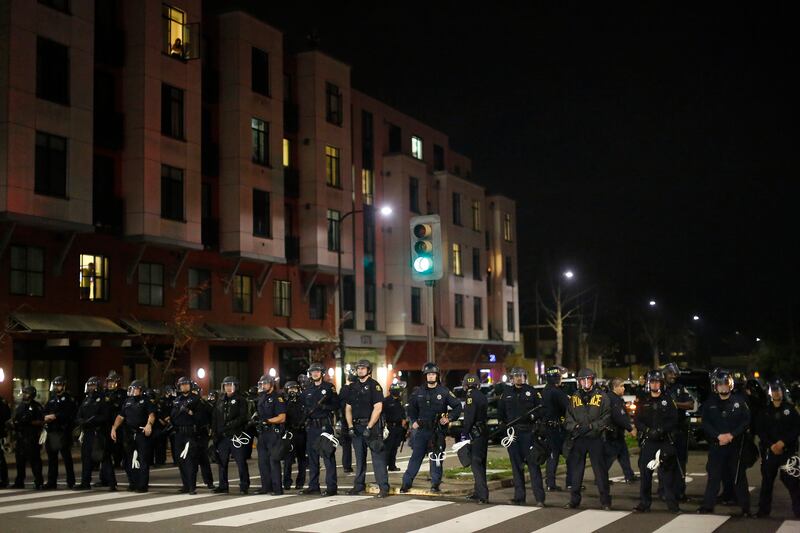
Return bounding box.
[217,2,797,348]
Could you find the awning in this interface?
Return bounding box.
[9,312,128,334]
[292,328,335,343]
[274,327,306,342]
[205,323,285,342]
[120,319,170,336]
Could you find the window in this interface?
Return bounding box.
[327,209,341,252]
[273,280,291,317]
[325,82,342,126]
[362,111,374,170]
[454,294,464,328]
[161,164,184,221]
[138,263,164,306]
[161,83,184,139]
[505,256,513,286]
[472,200,481,231]
[36,37,69,105]
[251,47,269,96]
[38,0,70,13]
[472,248,481,281]
[79,254,109,301]
[325,145,340,187]
[409,177,420,213]
[507,302,515,332]
[452,243,462,276]
[411,287,422,324]
[433,144,445,171]
[35,132,67,198]
[282,138,290,167]
[10,246,44,296]
[411,136,423,160]
[232,274,252,313]
[162,4,187,58]
[188,268,211,310]
[309,285,327,320]
[474,297,483,329]
[388,124,402,153]
[504,213,513,242]
[253,189,271,237]
[251,118,269,165]
[452,192,462,226]
[362,169,374,205]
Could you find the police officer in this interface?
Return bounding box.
[756,379,800,518]
[43,376,77,489]
[462,373,489,504]
[345,359,390,498]
[171,376,200,494]
[498,367,545,506]
[282,380,308,490]
[0,393,10,488]
[663,363,692,500]
[564,368,612,510]
[541,366,570,491]
[604,377,636,485]
[192,381,215,489]
[111,380,156,493]
[74,376,116,490]
[299,362,339,496]
[697,368,751,517]
[212,376,251,494]
[400,362,462,493]
[256,374,286,495]
[383,381,408,472]
[104,371,126,471]
[338,371,357,474]
[632,370,680,513]
[12,385,44,489]
[153,387,173,466]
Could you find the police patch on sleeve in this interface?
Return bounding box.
[467,398,473,404]
[278,397,284,402]
[376,385,382,392]
[525,391,531,396]
[661,400,667,406]
[784,409,790,416]
[734,402,739,408]
[437,394,442,400]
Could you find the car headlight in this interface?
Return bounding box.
[690,417,701,424]
[487,418,499,425]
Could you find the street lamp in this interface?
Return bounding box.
[649,300,657,307]
[563,270,574,280]
[693,315,700,321]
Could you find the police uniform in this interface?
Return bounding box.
[12,394,44,488]
[634,393,680,512]
[564,387,612,508]
[193,394,215,488]
[338,381,354,472]
[212,391,251,493]
[43,389,78,488]
[756,400,800,517]
[302,380,339,493]
[105,386,127,469]
[153,392,172,466]
[463,386,489,502]
[283,391,308,490]
[75,387,116,489]
[401,384,462,491]
[347,377,389,494]
[541,382,570,489]
[498,382,545,504]
[119,394,157,491]
[664,382,692,498]
[604,391,635,482]
[0,395,10,488]
[256,389,286,494]
[171,391,201,492]
[699,391,751,514]
[382,393,407,470]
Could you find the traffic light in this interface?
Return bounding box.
[410,214,443,281]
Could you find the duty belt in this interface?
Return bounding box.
[306,417,330,428]
[175,425,196,434]
[386,420,404,427]
[353,418,370,425]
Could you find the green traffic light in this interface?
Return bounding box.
[413,256,433,273]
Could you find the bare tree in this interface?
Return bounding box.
[540,279,592,367]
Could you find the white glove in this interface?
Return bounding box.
[383,426,389,439]
[179,441,190,459]
[78,431,84,444]
[452,439,471,452]
[39,429,48,446]
[647,449,662,471]
[132,449,140,469]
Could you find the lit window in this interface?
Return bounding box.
[282,138,290,167]
[411,136,423,160]
[232,274,252,313]
[325,145,340,187]
[162,4,186,58]
[472,200,481,231]
[361,169,374,205]
[79,254,109,301]
[452,243,462,276]
[504,213,513,242]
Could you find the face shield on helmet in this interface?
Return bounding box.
[258,374,276,392]
[84,376,101,394]
[307,363,325,381]
[390,380,407,396]
[577,369,596,391]
[283,381,300,397]
[422,362,440,384]
[50,376,66,393]
[221,376,239,395]
[712,369,734,395]
[646,370,665,394]
[509,367,527,386]
[768,380,785,401]
[128,380,144,396]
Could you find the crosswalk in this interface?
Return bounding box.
[0,489,796,532]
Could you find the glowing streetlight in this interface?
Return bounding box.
[693,315,700,321]
[379,205,393,217]
[563,270,574,280]
[196,367,206,379]
[649,300,657,307]
[756,337,762,342]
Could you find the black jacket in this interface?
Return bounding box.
[757,401,800,455]
[701,392,750,445]
[497,384,540,430]
[607,393,633,440]
[212,392,250,438]
[564,387,611,439]
[541,384,569,426]
[462,388,488,438]
[634,393,678,443]
[44,392,78,432]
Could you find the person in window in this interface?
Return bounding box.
[170,37,183,57]
[80,262,95,299]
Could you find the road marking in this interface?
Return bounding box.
[31,493,212,519]
[777,520,800,533]
[113,494,292,523]
[0,492,136,515]
[0,491,77,504]
[289,499,453,532]
[196,495,370,527]
[531,510,630,533]
[407,504,541,533]
[651,514,729,533]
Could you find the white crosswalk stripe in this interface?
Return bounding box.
[0,492,137,515]
[113,494,292,523]
[195,495,371,527]
[530,509,630,533]
[31,493,213,519]
[407,504,541,533]
[289,499,453,533]
[776,521,800,533]
[0,490,74,504]
[651,514,730,533]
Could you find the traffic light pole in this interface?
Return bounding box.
[426,280,435,363]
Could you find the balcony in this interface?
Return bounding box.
[202,217,219,249]
[94,112,124,150]
[283,102,298,134]
[284,166,299,198]
[285,235,299,263]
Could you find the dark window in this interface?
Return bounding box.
[454,294,464,328]
[232,274,252,313]
[38,0,70,13]
[79,254,109,301]
[364,284,376,330]
[36,37,69,105]
[138,263,164,306]
[251,118,269,165]
[343,275,355,328]
[363,206,375,255]
[433,144,445,171]
[273,280,291,317]
[409,177,420,213]
[452,192,462,226]
[327,209,341,252]
[188,268,211,310]
[472,248,481,281]
[251,47,269,96]
[388,124,402,153]
[309,285,326,320]
[253,189,271,237]
[507,302,515,332]
[325,82,342,126]
[161,165,184,221]
[474,297,483,329]
[35,131,67,198]
[10,246,44,296]
[411,287,422,324]
[505,256,513,287]
[361,110,374,170]
[161,83,184,139]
